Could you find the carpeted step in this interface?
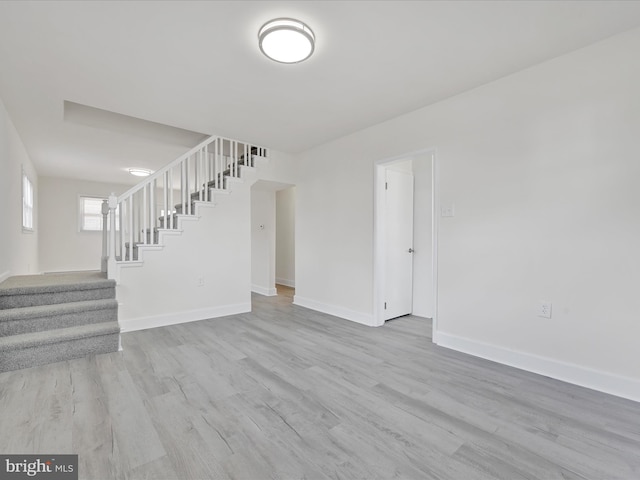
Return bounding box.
[185,155,253,201]
[0,272,116,310]
[123,242,140,261]
[158,214,179,229]
[175,202,198,215]
[0,321,120,373]
[0,299,118,337]
[140,228,160,244]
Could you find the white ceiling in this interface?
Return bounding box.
[1,1,640,185]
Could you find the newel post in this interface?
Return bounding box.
[107,193,118,280]
[101,199,109,273]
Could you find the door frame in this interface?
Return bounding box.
[373,148,439,343]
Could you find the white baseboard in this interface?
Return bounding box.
[293,295,375,327]
[42,269,99,275]
[411,308,432,319]
[275,277,295,288]
[119,303,251,333]
[437,332,640,403]
[252,284,277,296]
[0,270,10,284]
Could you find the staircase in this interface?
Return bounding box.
[0,135,269,372]
[107,135,268,273]
[0,272,120,373]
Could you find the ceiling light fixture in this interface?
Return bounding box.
[258,18,315,64]
[128,168,152,177]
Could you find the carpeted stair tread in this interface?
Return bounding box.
[0,272,115,296]
[0,324,120,373]
[0,299,117,322]
[0,271,121,371]
[0,299,118,337]
[0,322,120,352]
[0,274,116,310]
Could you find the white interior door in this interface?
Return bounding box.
[384,169,414,320]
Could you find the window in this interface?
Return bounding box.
[22,172,34,231]
[79,196,119,232]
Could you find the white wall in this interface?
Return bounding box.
[295,28,640,400]
[276,187,295,287]
[411,152,433,318]
[0,98,38,280]
[116,181,253,331]
[251,186,276,296]
[38,177,129,273]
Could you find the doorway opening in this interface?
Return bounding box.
[373,150,438,339]
[250,181,296,304]
[275,186,296,303]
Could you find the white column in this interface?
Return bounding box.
[101,199,109,273]
[107,193,118,280]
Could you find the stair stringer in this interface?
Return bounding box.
[111,151,301,333]
[115,175,260,332]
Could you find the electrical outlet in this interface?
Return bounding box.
[537,301,552,319]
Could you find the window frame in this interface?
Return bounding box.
[22,170,34,232]
[78,195,119,233]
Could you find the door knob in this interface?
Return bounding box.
[408,248,414,253]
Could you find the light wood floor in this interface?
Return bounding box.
[1,291,639,479]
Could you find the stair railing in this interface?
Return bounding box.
[105,135,268,275]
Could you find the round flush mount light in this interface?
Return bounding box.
[258,18,315,64]
[128,168,153,177]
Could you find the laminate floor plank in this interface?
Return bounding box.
[0,362,73,453]
[145,391,232,480]
[93,354,167,472]
[1,292,639,479]
[69,357,124,480]
[125,455,179,480]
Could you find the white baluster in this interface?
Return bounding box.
[187,158,191,214]
[169,168,174,229]
[200,148,204,201]
[142,184,148,244]
[199,149,204,201]
[120,200,125,261]
[163,171,168,231]
[128,196,133,261]
[214,138,218,190]
[216,138,220,189]
[136,192,140,245]
[204,144,209,201]
[150,179,155,244]
[107,193,117,279]
[181,160,186,217]
[234,140,238,176]
[229,141,233,176]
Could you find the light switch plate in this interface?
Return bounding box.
[537,301,552,319]
[441,204,455,217]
